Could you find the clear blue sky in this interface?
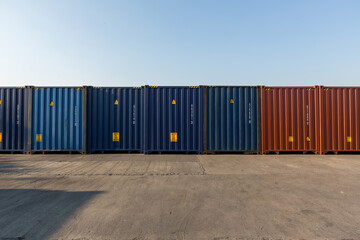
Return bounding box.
[0,0,359,86]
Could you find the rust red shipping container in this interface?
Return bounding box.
[261,86,360,154]
[261,86,319,154]
[319,86,360,154]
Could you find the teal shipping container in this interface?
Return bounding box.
[30,87,86,153]
[202,86,261,154]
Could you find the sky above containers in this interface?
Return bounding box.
[0,0,359,87]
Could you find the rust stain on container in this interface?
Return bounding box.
[319,86,360,154]
[261,86,319,154]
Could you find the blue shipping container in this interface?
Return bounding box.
[0,87,30,153]
[143,86,202,154]
[202,86,260,153]
[87,87,143,153]
[30,87,85,153]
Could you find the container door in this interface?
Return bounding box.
[0,88,28,153]
[261,87,319,153]
[144,86,202,153]
[204,87,260,153]
[31,88,84,152]
[87,87,142,153]
[319,87,360,154]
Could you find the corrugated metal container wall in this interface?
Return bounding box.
[202,86,261,153]
[87,87,143,153]
[143,86,202,153]
[319,86,360,154]
[0,87,30,153]
[31,87,86,153]
[261,86,319,154]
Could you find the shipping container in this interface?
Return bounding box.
[30,87,86,153]
[143,86,202,154]
[202,86,261,154]
[0,87,31,153]
[319,86,360,154]
[261,86,319,154]
[87,86,143,153]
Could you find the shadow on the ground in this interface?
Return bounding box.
[0,189,102,240]
[0,157,36,175]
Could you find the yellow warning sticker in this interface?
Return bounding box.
[0,132,2,142]
[230,99,234,104]
[0,100,2,105]
[347,136,351,142]
[49,101,54,107]
[113,132,119,141]
[170,132,177,142]
[289,136,293,142]
[306,137,311,142]
[114,100,119,105]
[172,99,176,105]
[36,134,42,142]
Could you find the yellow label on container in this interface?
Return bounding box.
[289,136,293,142]
[172,99,176,105]
[36,134,42,142]
[230,99,234,104]
[347,136,351,142]
[49,101,54,106]
[113,132,119,141]
[170,132,177,142]
[114,100,118,105]
[0,132,2,142]
[306,137,311,142]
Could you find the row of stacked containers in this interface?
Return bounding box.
[0,85,359,154]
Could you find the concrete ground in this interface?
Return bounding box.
[0,154,360,240]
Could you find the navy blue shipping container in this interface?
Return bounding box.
[87,87,143,153]
[30,87,86,153]
[0,87,30,153]
[202,86,261,153]
[143,86,202,154]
